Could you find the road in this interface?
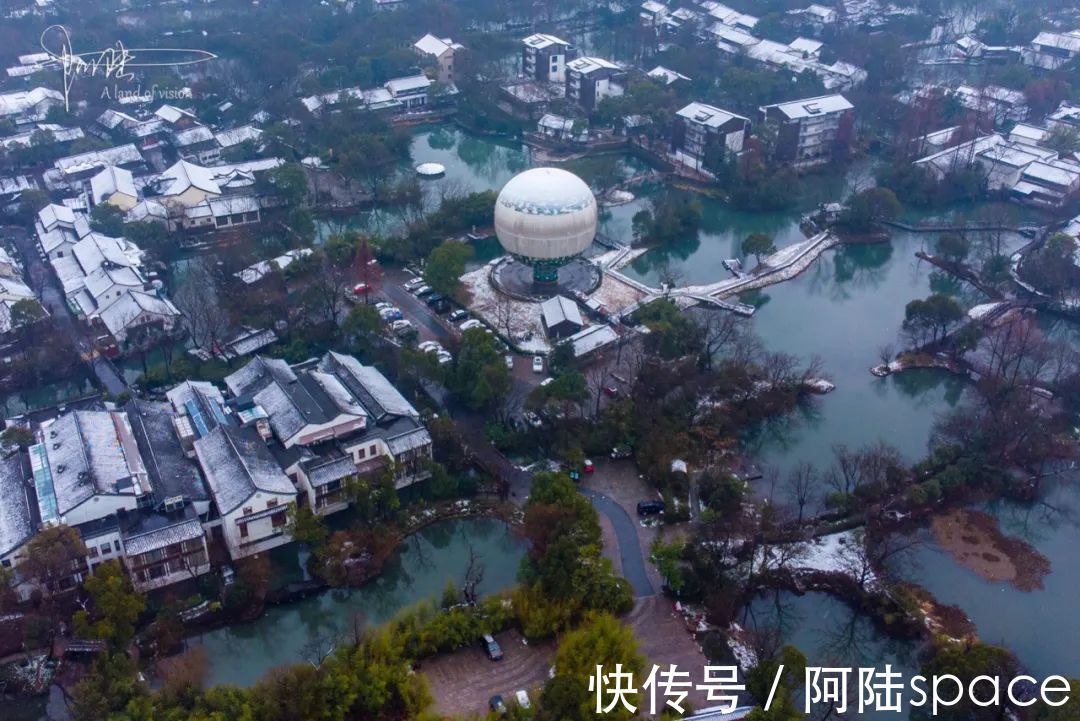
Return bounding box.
[377,270,654,594]
[579,487,655,597]
[4,225,128,395]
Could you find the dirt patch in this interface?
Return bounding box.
[931,509,1050,591]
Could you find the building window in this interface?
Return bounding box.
[271,511,287,528]
[243,506,252,515]
[1,559,9,568]
[100,543,111,555]
[239,522,248,538]
[87,547,99,559]
[114,540,121,552]
[369,444,377,456]
[267,499,278,509]
[357,447,366,459]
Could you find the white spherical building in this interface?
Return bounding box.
[494,167,597,283]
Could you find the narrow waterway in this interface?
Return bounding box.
[195,517,525,687]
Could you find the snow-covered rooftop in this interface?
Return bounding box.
[193,426,295,514]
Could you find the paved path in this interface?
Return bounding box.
[579,488,654,597]
[4,225,127,395]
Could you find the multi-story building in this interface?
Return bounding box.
[565,57,626,112]
[759,94,855,170]
[413,34,465,85]
[522,34,574,84]
[4,351,431,592]
[671,102,750,172]
[26,404,213,592]
[223,352,433,515]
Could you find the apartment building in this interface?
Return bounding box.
[522,34,574,84]
[672,102,750,172]
[759,94,855,169]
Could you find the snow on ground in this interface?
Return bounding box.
[968,302,1004,321]
[726,623,758,671]
[460,265,551,353]
[797,530,861,574]
[761,237,817,269]
[591,271,647,313]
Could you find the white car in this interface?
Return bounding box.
[403,277,425,290]
[524,411,543,428]
[418,340,441,352]
[375,301,394,311]
[504,354,514,369]
[460,319,484,331]
[539,377,553,387]
[378,306,401,319]
[515,690,531,710]
[532,356,544,373]
[391,319,413,332]
[412,284,432,296]
[436,350,452,364]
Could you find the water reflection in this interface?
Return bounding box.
[744,591,918,720]
[901,476,1080,676]
[196,518,525,687]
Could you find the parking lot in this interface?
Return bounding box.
[423,597,714,718]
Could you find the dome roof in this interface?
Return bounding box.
[494,167,597,261]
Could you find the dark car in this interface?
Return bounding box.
[602,385,619,398]
[448,309,469,322]
[425,293,445,306]
[636,500,666,516]
[430,298,450,313]
[482,633,503,661]
[489,695,507,714]
[611,445,632,459]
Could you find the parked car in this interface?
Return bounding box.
[375,301,394,310]
[403,277,425,290]
[429,298,450,313]
[482,634,503,661]
[524,411,543,428]
[425,293,445,306]
[489,696,507,714]
[460,319,484,331]
[505,354,514,369]
[515,690,531,709]
[602,385,619,398]
[583,459,594,473]
[379,307,403,321]
[436,350,452,364]
[418,341,442,353]
[221,565,235,586]
[448,309,469,322]
[352,283,371,296]
[391,319,413,333]
[636,500,666,516]
[532,355,544,373]
[539,377,553,387]
[413,285,433,297]
[611,445,632,459]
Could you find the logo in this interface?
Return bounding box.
[40,25,217,110]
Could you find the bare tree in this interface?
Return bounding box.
[301,632,339,671]
[461,543,485,605]
[785,462,819,523]
[877,343,895,367]
[174,259,231,352]
[696,310,744,371]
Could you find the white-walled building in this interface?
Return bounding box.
[194,425,296,558]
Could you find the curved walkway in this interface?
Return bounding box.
[579,488,655,597]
